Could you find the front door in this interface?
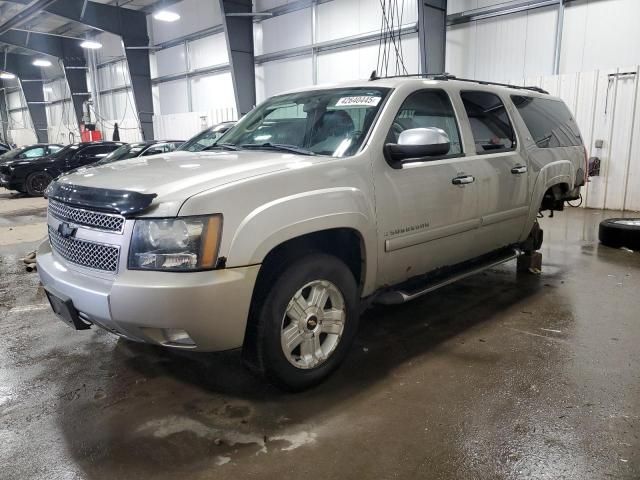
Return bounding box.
[373,88,489,287]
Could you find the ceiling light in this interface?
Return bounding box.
[153,10,180,22]
[32,59,52,67]
[80,40,102,49]
[0,72,15,80]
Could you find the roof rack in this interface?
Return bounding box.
[368,71,549,95]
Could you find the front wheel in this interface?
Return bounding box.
[25,171,53,196]
[244,253,359,391]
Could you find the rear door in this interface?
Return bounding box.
[458,91,529,251]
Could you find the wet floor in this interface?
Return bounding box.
[1,194,639,479]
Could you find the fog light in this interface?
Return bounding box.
[163,328,195,346]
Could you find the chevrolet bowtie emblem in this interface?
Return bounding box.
[57,222,77,239]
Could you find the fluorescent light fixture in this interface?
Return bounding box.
[0,72,15,80]
[32,59,52,67]
[153,10,180,22]
[80,40,102,49]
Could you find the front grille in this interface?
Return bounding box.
[48,226,120,272]
[48,199,125,233]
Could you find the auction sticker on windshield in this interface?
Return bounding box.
[335,96,381,107]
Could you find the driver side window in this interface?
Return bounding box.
[388,89,462,155]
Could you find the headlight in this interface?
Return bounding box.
[128,215,222,271]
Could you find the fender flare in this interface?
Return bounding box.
[226,187,377,295]
[520,161,573,241]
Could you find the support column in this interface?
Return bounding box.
[418,0,447,74]
[60,41,89,129]
[123,41,154,140]
[219,0,256,115]
[0,83,9,143]
[5,54,48,143]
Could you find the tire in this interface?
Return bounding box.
[243,253,360,391]
[25,171,53,196]
[599,218,640,251]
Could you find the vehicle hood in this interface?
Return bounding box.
[0,156,54,169]
[54,150,317,216]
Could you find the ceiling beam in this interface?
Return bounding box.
[0,0,59,35]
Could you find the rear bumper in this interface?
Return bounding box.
[36,239,260,351]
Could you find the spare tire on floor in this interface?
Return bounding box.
[599,218,640,251]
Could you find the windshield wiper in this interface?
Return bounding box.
[240,143,316,156]
[203,143,242,151]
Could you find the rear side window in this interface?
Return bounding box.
[388,89,462,155]
[511,96,582,148]
[461,91,516,154]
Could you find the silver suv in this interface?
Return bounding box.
[37,76,585,390]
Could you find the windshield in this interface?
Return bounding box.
[98,143,146,164]
[179,124,233,152]
[0,148,24,161]
[219,87,390,157]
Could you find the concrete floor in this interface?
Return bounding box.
[1,188,639,479]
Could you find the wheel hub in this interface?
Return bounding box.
[281,279,346,370]
[305,315,318,331]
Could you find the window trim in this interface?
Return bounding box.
[384,88,466,167]
[460,90,518,156]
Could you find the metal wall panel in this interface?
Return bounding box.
[189,33,229,70]
[155,45,188,77]
[261,8,312,54]
[255,55,313,101]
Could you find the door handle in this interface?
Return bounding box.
[452,175,475,185]
[511,165,528,175]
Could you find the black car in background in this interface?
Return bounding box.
[97,140,184,164]
[178,121,235,152]
[0,141,123,196]
[0,142,12,155]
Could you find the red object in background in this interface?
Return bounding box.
[80,130,102,142]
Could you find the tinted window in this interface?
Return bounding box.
[461,91,516,154]
[388,89,462,155]
[511,95,582,148]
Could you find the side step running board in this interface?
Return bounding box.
[375,248,523,305]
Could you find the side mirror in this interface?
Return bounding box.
[384,127,451,168]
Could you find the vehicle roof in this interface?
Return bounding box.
[128,140,184,146]
[278,76,556,101]
[71,141,124,146]
[19,143,62,148]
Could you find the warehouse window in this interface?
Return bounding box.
[388,89,462,155]
[461,91,516,154]
[511,95,582,148]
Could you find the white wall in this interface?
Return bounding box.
[446,6,558,80]
[446,0,640,80]
[560,0,640,73]
[44,78,79,145]
[255,0,419,100]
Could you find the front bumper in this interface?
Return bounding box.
[37,240,260,351]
